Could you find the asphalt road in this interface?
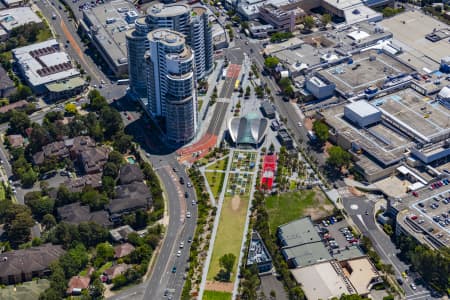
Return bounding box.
[35,0,127,100]
[219,77,235,99]
[109,112,198,300]
[342,197,431,300]
[207,102,229,136]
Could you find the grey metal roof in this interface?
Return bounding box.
[228,113,269,145]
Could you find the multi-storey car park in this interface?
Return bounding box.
[389,182,450,249]
[80,0,139,76]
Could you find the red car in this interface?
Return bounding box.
[412,191,419,197]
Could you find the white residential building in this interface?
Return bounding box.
[145,29,197,144]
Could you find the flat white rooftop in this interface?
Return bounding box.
[13,39,79,88]
[291,261,352,300]
[0,7,42,32]
[345,100,380,118]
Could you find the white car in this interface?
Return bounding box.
[410,283,417,290]
[297,122,303,127]
[187,182,192,188]
[186,211,191,218]
[180,241,184,248]
[192,200,196,205]
[176,250,181,257]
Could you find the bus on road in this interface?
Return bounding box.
[234,80,240,91]
[116,79,129,85]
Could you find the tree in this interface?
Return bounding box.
[264,57,280,70]
[103,162,119,178]
[7,211,34,247]
[108,150,125,166]
[321,14,332,26]
[94,242,114,267]
[312,120,329,144]
[21,168,38,188]
[3,203,34,247]
[327,146,351,170]
[40,262,67,299]
[90,277,105,299]
[100,107,123,139]
[245,86,251,98]
[303,16,315,30]
[25,194,55,220]
[59,244,89,277]
[64,103,78,115]
[42,214,56,229]
[81,188,109,211]
[270,32,293,43]
[219,253,236,275]
[113,133,133,153]
[88,90,108,111]
[102,175,116,197]
[8,110,31,135]
[28,124,51,154]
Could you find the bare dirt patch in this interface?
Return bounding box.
[304,188,335,221]
[349,186,364,196]
[205,280,234,293]
[304,117,314,131]
[231,195,241,211]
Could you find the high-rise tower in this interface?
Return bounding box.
[145,29,197,144]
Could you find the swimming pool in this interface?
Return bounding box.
[127,157,136,164]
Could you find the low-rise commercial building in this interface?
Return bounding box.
[0,7,42,41]
[1,0,25,7]
[305,75,335,100]
[228,113,269,148]
[258,3,305,32]
[13,39,81,94]
[247,231,273,273]
[81,0,139,76]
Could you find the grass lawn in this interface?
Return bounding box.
[0,184,5,201]
[205,171,225,198]
[266,191,316,233]
[37,28,53,42]
[206,157,229,171]
[207,195,249,281]
[98,261,113,273]
[0,279,50,300]
[198,99,203,112]
[203,290,232,300]
[289,180,297,191]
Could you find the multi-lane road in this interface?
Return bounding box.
[109,111,198,300]
[35,0,126,100]
[343,197,431,300]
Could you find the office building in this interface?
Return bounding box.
[146,29,197,144]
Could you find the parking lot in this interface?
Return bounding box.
[411,181,450,235]
[318,218,359,251]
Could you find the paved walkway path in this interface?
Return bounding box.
[232,151,260,299]
[198,149,235,299]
